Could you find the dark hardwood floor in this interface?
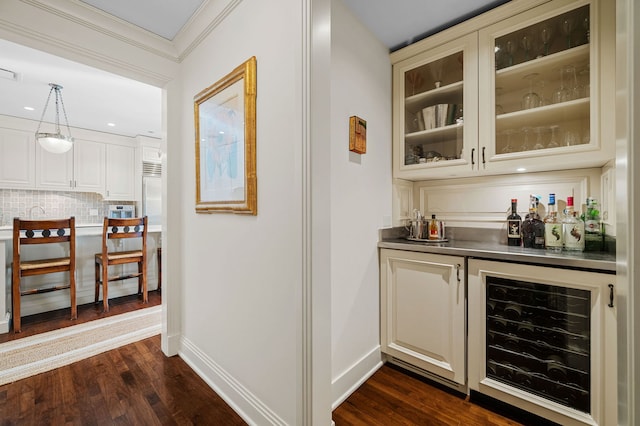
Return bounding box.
[0,290,162,343]
[2,295,552,425]
[0,290,247,424]
[0,334,247,425]
[332,363,557,426]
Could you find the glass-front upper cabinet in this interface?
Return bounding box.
[478,0,613,174]
[392,33,478,180]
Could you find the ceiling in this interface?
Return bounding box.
[342,0,510,51]
[0,0,508,140]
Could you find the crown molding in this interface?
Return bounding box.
[172,0,243,61]
[21,0,180,61]
[0,0,242,86]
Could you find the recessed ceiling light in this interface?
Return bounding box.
[516,167,526,172]
[107,123,115,127]
[23,106,34,111]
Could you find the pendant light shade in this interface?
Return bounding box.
[35,83,74,154]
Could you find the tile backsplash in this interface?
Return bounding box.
[0,189,134,226]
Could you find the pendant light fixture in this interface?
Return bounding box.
[35,83,74,154]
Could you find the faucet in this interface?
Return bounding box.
[29,205,45,219]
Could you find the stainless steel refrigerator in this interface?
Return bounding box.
[142,162,162,226]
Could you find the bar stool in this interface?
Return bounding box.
[94,216,148,312]
[12,217,77,333]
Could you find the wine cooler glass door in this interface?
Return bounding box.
[468,259,616,426]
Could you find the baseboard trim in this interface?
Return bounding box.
[179,336,287,425]
[331,345,383,410]
[0,306,161,385]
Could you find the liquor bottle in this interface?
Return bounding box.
[544,193,563,252]
[507,198,522,246]
[522,195,545,249]
[563,196,585,251]
[582,197,603,251]
[429,214,439,240]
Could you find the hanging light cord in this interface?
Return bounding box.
[35,83,73,139]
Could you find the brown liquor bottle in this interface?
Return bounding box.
[507,199,522,246]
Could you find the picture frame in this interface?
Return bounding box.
[194,56,257,215]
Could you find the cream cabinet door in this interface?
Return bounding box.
[380,249,465,385]
[74,140,105,192]
[0,128,35,189]
[35,142,73,190]
[105,144,135,200]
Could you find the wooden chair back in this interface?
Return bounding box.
[12,217,76,332]
[94,216,148,312]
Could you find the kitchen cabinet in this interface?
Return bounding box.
[142,145,162,163]
[467,259,616,425]
[36,139,105,192]
[391,0,614,180]
[392,33,477,180]
[105,144,135,200]
[379,249,466,389]
[0,127,35,189]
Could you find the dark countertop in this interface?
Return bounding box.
[378,228,616,273]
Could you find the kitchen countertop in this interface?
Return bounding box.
[379,227,616,273]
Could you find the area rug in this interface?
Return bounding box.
[0,306,161,385]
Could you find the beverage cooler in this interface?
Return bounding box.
[468,259,616,426]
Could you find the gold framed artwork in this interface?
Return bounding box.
[349,116,366,154]
[194,56,257,215]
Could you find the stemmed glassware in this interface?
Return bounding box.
[520,127,532,152]
[505,38,518,67]
[533,127,546,150]
[553,66,571,104]
[540,23,553,56]
[561,16,576,48]
[522,73,541,110]
[501,129,515,153]
[520,32,535,61]
[548,125,560,149]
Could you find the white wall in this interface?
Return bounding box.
[330,0,392,407]
[169,0,307,423]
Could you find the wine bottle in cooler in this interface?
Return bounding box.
[507,198,522,246]
[544,193,563,252]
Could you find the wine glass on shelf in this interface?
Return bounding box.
[548,125,560,148]
[553,66,571,104]
[501,129,515,153]
[579,65,590,98]
[520,127,532,152]
[495,87,505,115]
[561,16,576,48]
[533,127,546,150]
[522,73,541,110]
[567,65,581,100]
[520,32,535,61]
[582,11,590,43]
[505,38,518,67]
[564,129,578,147]
[540,23,554,56]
